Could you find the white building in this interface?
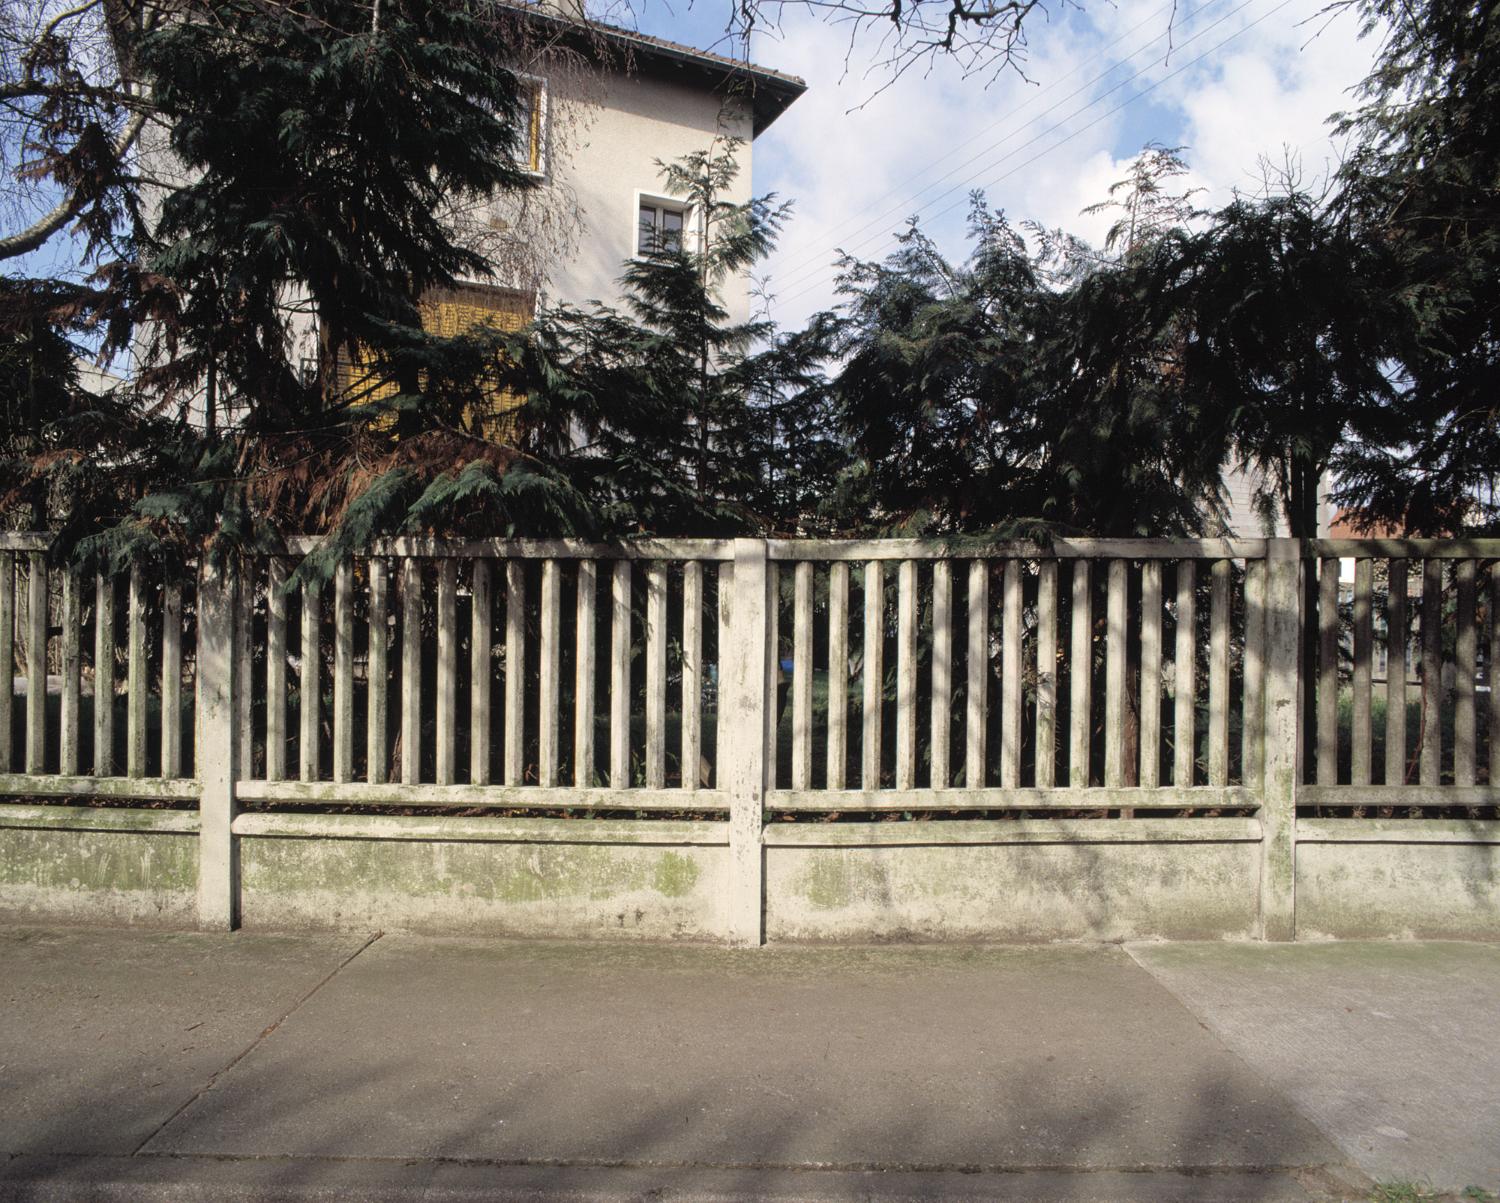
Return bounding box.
[516,12,804,319]
[1220,464,1334,538]
[312,8,806,382]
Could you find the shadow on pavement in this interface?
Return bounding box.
[0,929,1378,1201]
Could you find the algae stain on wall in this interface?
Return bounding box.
[245,839,710,906]
[0,830,197,893]
[795,852,890,911]
[651,851,700,897]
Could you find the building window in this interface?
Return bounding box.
[514,76,547,176]
[638,200,686,255]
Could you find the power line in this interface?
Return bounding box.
[766,0,1183,281]
[769,0,1217,296]
[773,0,1300,309]
[772,0,1265,298]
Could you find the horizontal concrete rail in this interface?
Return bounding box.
[234,781,726,812]
[231,811,730,845]
[0,804,200,833]
[765,786,1259,812]
[760,816,1264,846]
[0,774,199,801]
[1296,817,1500,843]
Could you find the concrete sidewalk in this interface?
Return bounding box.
[0,927,1495,1202]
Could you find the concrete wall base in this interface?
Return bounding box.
[6,809,1495,942]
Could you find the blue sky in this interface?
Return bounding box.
[625,0,1381,327]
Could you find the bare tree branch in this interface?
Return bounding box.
[25,0,106,78]
[0,107,145,261]
[724,0,1070,89]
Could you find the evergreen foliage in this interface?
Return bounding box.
[1331,0,1500,532]
[5,0,604,569]
[825,198,1225,537]
[1178,186,1400,537]
[136,0,540,425]
[506,139,837,536]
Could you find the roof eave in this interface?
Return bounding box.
[514,5,806,137]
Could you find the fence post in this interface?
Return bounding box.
[722,539,768,946]
[1260,537,1302,941]
[197,557,239,930]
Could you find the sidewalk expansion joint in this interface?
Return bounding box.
[82,1149,1351,1179]
[1120,943,1365,1174]
[129,930,384,1157]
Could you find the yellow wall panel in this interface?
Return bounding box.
[333,285,534,442]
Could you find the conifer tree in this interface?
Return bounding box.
[136,0,543,428]
[509,139,836,535]
[827,197,1222,537]
[1332,0,1500,532]
[5,0,597,566]
[1176,183,1398,537]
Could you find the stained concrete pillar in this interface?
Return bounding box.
[1260,538,1303,941]
[721,539,768,946]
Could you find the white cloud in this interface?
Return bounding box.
[753,9,1122,325]
[1156,1,1375,200]
[746,0,1378,330]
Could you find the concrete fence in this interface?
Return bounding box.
[0,532,1496,943]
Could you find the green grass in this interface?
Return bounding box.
[1364,1183,1496,1203]
[1369,1185,1442,1203]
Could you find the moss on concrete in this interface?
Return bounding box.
[237,835,724,938]
[796,853,890,911]
[769,842,1261,942]
[651,851,700,898]
[0,828,197,894]
[1298,841,1500,940]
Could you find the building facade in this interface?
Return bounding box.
[317,11,805,380]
